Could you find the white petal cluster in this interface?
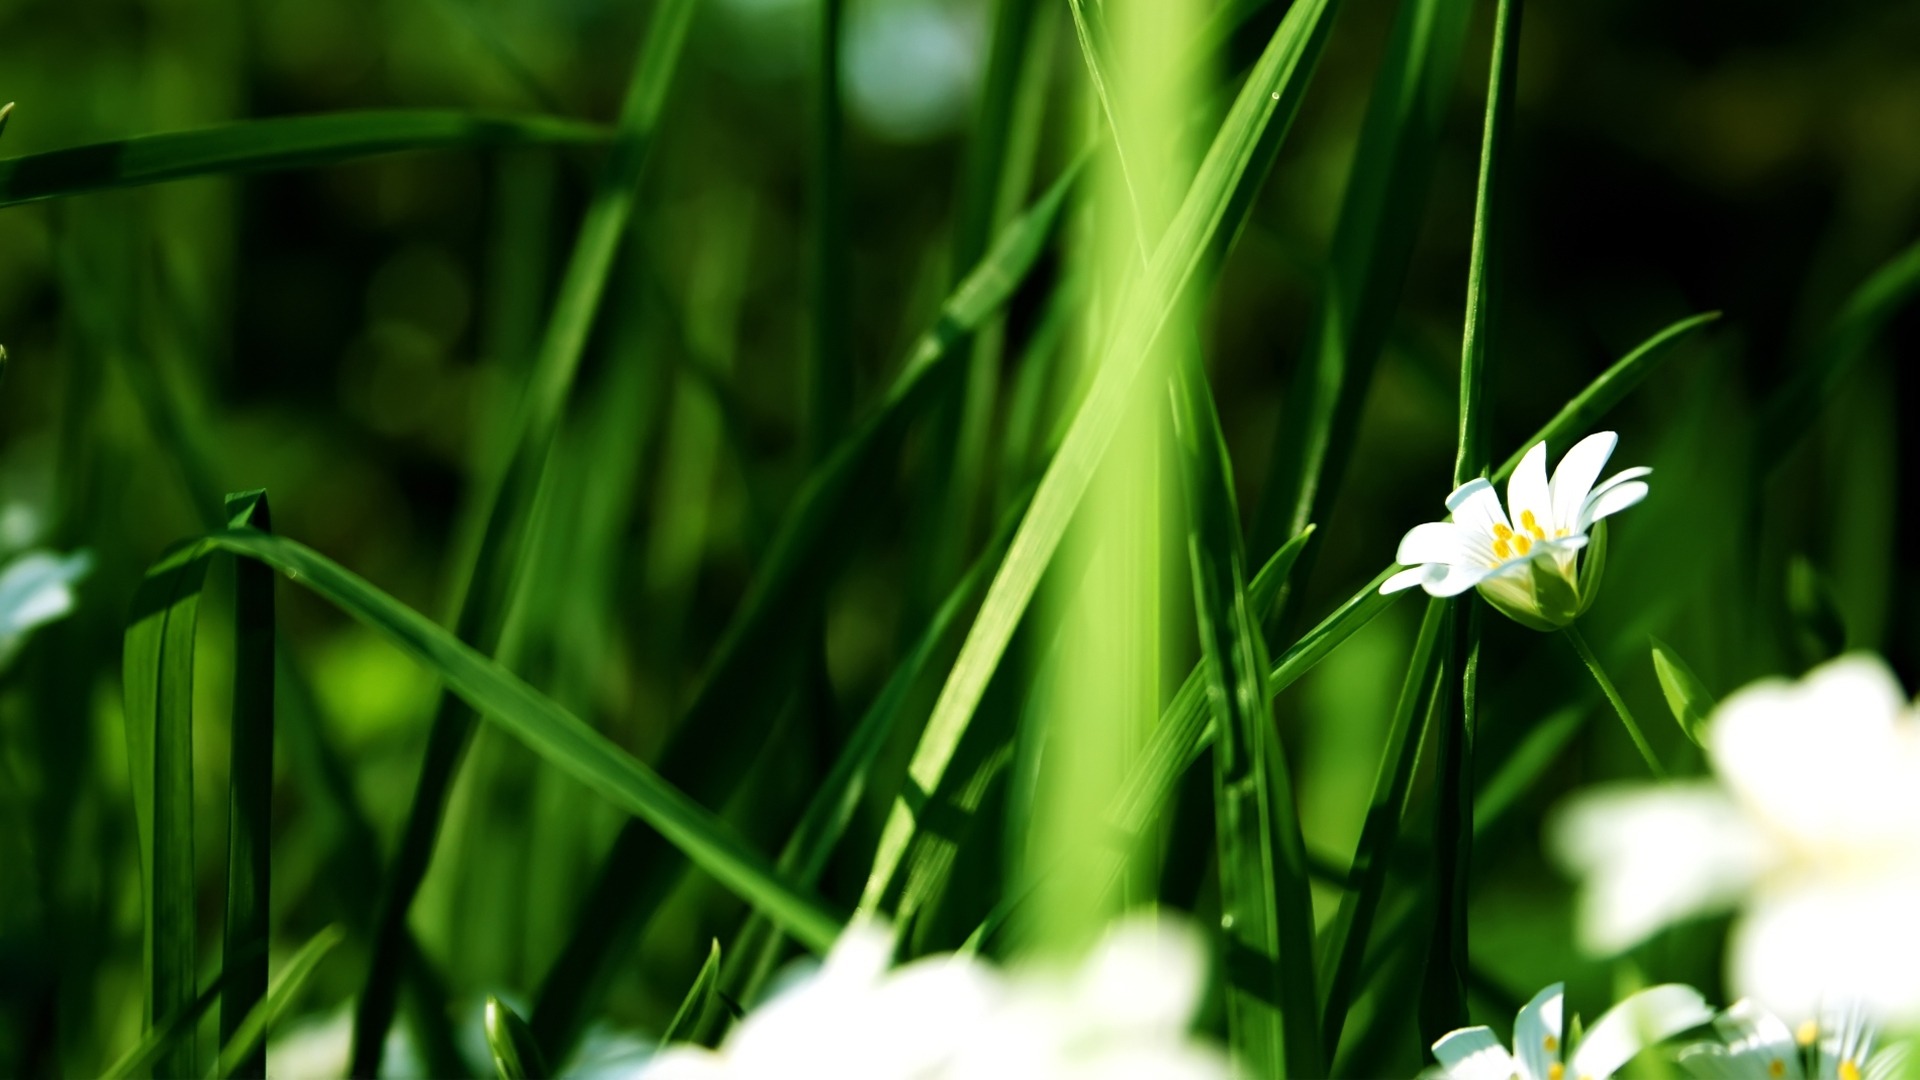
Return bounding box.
[1382,432,1649,630]
[1678,999,1911,1080]
[1431,981,1712,1080]
[639,915,1229,1080]
[1552,654,1920,1027]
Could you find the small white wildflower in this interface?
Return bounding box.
[1678,999,1912,1080]
[1431,981,1712,1080]
[1381,432,1649,630]
[0,548,93,668]
[1551,654,1920,1027]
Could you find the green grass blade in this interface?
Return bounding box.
[1473,703,1585,834]
[211,925,347,1080]
[0,110,609,208]
[98,947,261,1080]
[1316,595,1447,1054]
[1250,0,1473,560]
[485,997,550,1080]
[1492,310,1722,480]
[348,0,702,1068]
[883,0,1342,912]
[527,166,1076,1059]
[219,492,274,1080]
[1755,238,1920,475]
[807,0,851,459]
[123,542,212,1080]
[1649,637,1716,746]
[1172,364,1322,1076]
[661,940,723,1046]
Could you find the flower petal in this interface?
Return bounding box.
[1397,521,1469,566]
[1432,1026,1519,1080]
[1507,441,1554,538]
[1072,915,1207,1037]
[1381,567,1432,594]
[1549,783,1773,955]
[1585,466,1652,504]
[1730,869,1920,1030]
[1424,561,1497,598]
[1708,653,1920,852]
[1569,984,1714,1080]
[1578,481,1649,532]
[1704,999,1805,1080]
[1513,983,1566,1080]
[1549,432,1618,534]
[1447,477,1512,538]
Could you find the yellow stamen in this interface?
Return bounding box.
[1796,1020,1818,1047]
[1493,523,1515,540]
[1493,538,1513,560]
[1547,1063,1565,1080]
[1839,1060,1861,1080]
[1544,1035,1559,1053]
[1521,509,1547,540]
[1768,1060,1785,1078]
[1513,534,1533,555]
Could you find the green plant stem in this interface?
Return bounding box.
[1563,624,1666,779]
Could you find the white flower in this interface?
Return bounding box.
[1678,999,1912,1080]
[1381,432,1650,630]
[1551,654,1920,1027]
[0,548,93,668]
[639,914,1228,1080]
[1431,981,1712,1080]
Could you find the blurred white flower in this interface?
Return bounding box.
[1552,654,1920,1027]
[1431,981,1712,1080]
[0,548,93,667]
[1678,999,1912,1080]
[639,914,1228,1080]
[1381,432,1649,630]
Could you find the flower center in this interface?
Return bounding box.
[1839,1061,1861,1080]
[1546,1062,1565,1080]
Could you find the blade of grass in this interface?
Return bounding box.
[1317,595,1447,1054]
[1424,0,1522,1042]
[123,541,212,1080]
[98,945,260,1080]
[0,110,609,208]
[485,997,550,1080]
[1249,0,1474,566]
[349,0,701,1068]
[211,926,347,1080]
[1172,361,1322,1076]
[220,491,274,1080]
[528,164,1077,1059]
[807,0,851,460]
[174,527,848,948]
[661,940,723,1046]
[871,0,1343,916]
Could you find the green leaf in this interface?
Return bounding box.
[661,940,724,1047]
[220,491,275,1080]
[211,925,347,1080]
[350,0,703,1069]
[1648,638,1715,746]
[1172,361,1322,1076]
[0,110,610,208]
[194,526,846,950]
[887,0,1343,918]
[485,997,550,1080]
[1785,555,1849,664]
[123,541,213,1080]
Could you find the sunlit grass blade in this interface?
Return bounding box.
[0,110,609,208]
[485,997,550,1080]
[210,925,346,1080]
[661,940,723,1046]
[186,527,847,945]
[123,541,212,1080]
[529,166,1076,1058]
[220,491,274,1080]
[887,0,1342,916]
[1172,363,1321,1076]
[1250,0,1473,563]
[1316,596,1446,1054]
[349,0,701,1068]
